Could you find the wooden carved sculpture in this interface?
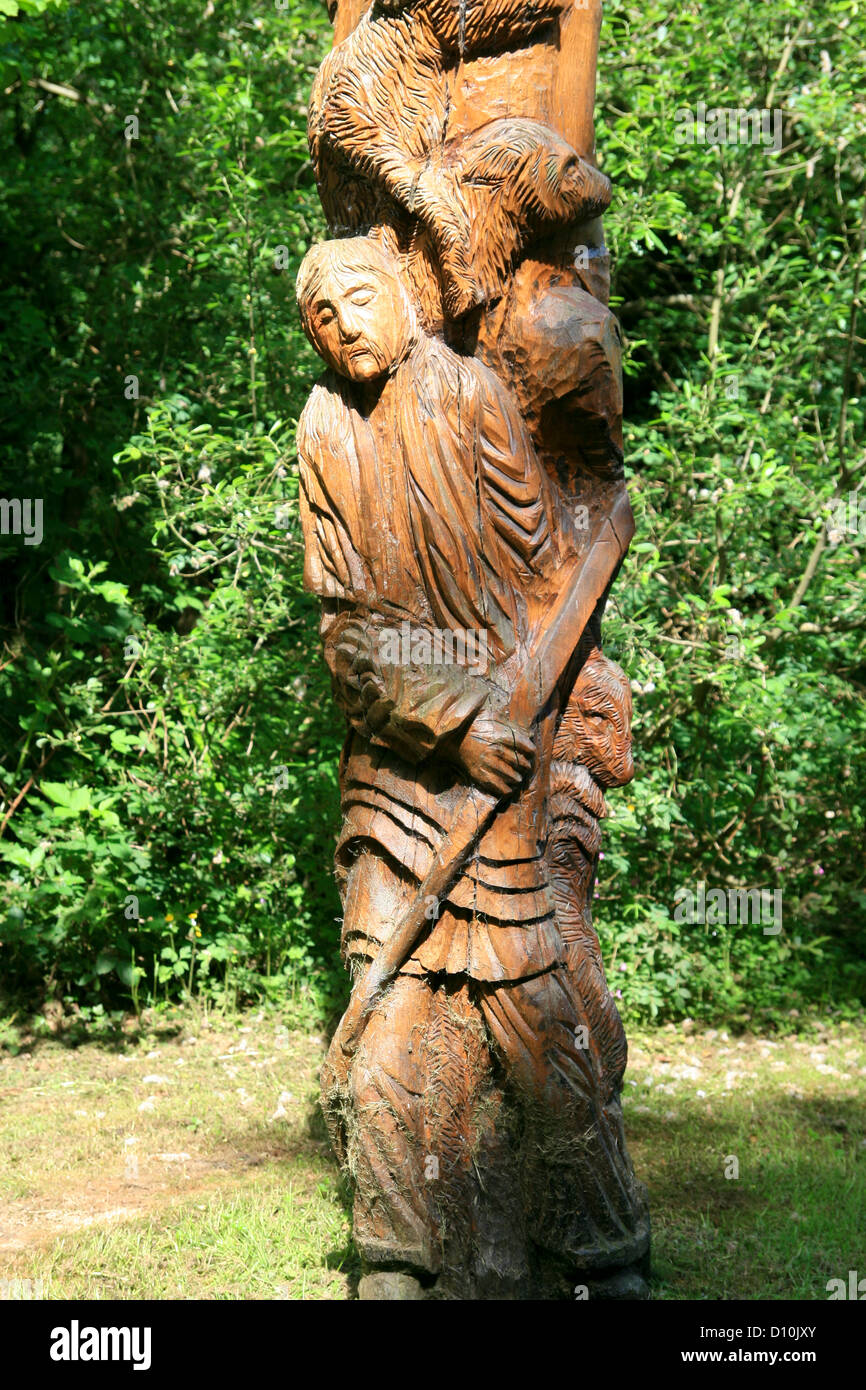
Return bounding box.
[297,0,650,1299]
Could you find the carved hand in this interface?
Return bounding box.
[454,714,535,797]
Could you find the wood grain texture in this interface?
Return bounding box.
[298,0,649,1299]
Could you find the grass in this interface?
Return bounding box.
[0,1005,863,1300]
[625,1024,865,1299]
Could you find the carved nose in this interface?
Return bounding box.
[564,158,612,217]
[617,748,635,786]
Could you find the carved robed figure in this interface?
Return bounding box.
[295,0,650,1299]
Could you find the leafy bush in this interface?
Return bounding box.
[593,0,866,1024]
[0,0,344,1016]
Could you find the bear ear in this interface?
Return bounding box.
[576,646,605,684]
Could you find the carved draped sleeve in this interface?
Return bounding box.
[296,335,561,764]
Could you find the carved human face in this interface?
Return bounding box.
[299,242,418,382]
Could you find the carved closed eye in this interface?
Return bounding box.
[348,291,373,306]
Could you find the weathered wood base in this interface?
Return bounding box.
[322,961,650,1301]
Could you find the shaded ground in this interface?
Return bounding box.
[0,1008,863,1299]
[625,1023,865,1299]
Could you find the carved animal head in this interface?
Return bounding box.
[455,118,612,304]
[553,647,633,788]
[296,236,420,381]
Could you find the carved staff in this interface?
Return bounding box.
[338,487,634,1055]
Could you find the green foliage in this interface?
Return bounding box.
[593,0,866,1024]
[0,0,863,1026]
[0,0,342,1015]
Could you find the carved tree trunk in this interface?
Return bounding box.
[297,0,650,1300]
